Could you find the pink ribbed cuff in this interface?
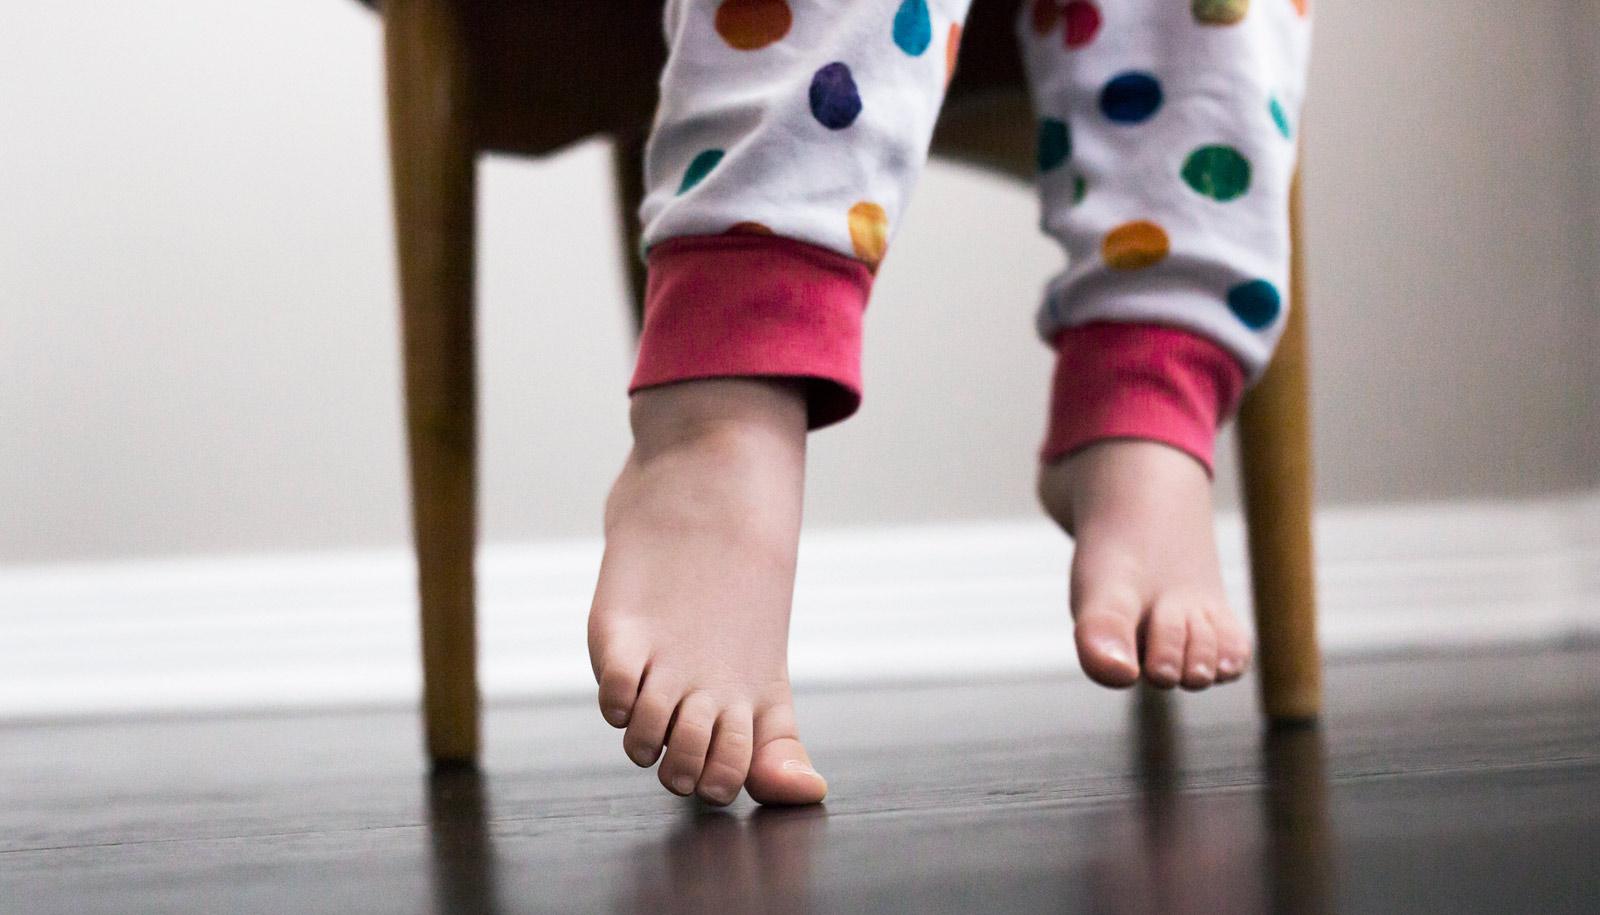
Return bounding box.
[1041,322,1248,476]
[630,235,875,429]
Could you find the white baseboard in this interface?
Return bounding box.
[3,491,1598,720]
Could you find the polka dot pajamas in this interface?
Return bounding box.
[630,0,1313,474]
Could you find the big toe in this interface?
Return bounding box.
[746,737,827,806]
[1073,594,1143,688]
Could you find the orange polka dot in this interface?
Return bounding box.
[1291,0,1309,16]
[726,221,774,235]
[848,202,889,267]
[715,0,793,51]
[1103,221,1170,270]
[946,23,963,86]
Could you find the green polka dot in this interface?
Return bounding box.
[1072,174,1087,204]
[1193,0,1249,25]
[1036,119,1071,172]
[1270,97,1293,139]
[1182,145,1252,202]
[1228,279,1281,329]
[678,149,725,195]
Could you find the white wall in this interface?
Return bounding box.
[3,0,1597,565]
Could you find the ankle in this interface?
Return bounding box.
[628,378,809,464]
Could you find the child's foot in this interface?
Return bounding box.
[588,378,828,807]
[1037,440,1252,690]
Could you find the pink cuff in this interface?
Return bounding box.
[1041,322,1248,476]
[630,235,875,429]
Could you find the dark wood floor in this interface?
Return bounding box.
[3,644,1598,914]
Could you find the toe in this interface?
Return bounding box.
[622,674,678,768]
[1071,586,1143,689]
[657,692,717,796]
[1180,610,1219,691]
[745,705,827,806]
[594,640,649,728]
[696,707,755,806]
[1211,608,1252,682]
[1140,603,1187,689]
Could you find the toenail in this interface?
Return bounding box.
[1091,637,1134,667]
[781,759,819,777]
[1218,658,1238,676]
[671,775,695,795]
[702,784,737,804]
[1154,663,1180,681]
[629,746,654,766]
[603,707,628,726]
[1194,663,1212,679]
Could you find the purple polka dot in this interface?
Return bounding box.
[809,62,863,130]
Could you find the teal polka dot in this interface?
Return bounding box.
[1036,119,1071,172]
[678,149,724,194]
[1228,279,1281,329]
[893,0,933,56]
[1270,97,1293,139]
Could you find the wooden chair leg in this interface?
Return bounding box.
[611,128,650,334]
[384,0,481,766]
[1236,169,1322,725]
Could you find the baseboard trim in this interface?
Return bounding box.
[4,491,1597,720]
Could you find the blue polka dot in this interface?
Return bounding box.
[1099,72,1163,124]
[1036,118,1071,172]
[893,0,933,56]
[1270,97,1293,139]
[677,149,724,194]
[1228,279,1282,329]
[809,62,862,130]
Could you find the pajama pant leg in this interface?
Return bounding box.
[1021,0,1313,473]
[632,0,973,427]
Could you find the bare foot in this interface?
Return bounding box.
[1037,440,1252,691]
[588,378,828,806]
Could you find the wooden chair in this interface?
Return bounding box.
[365,0,1321,767]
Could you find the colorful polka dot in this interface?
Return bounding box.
[1181,145,1252,201]
[1100,72,1163,124]
[726,221,774,235]
[1030,0,1058,35]
[1227,279,1281,328]
[810,63,862,130]
[678,149,725,194]
[893,0,933,56]
[848,201,890,266]
[946,23,963,85]
[1103,221,1170,270]
[1269,97,1293,139]
[1036,119,1072,172]
[1062,2,1102,49]
[1072,174,1087,204]
[714,0,793,51]
[1291,0,1310,17]
[1193,0,1249,25]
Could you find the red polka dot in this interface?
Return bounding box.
[1062,2,1101,49]
[1030,0,1059,35]
[726,221,774,235]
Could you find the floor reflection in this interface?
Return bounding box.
[1081,689,1336,914]
[614,804,828,914]
[426,765,502,915]
[1261,724,1335,915]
